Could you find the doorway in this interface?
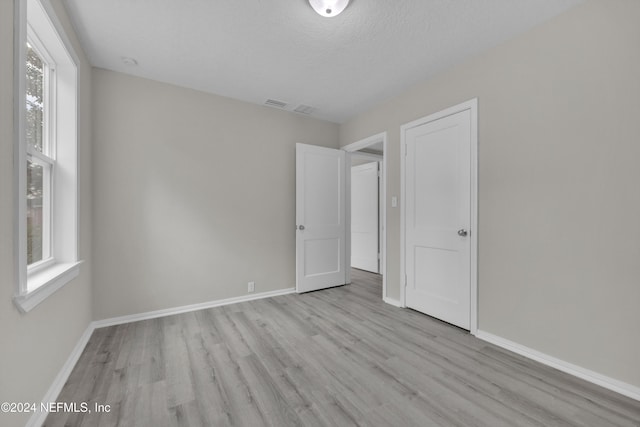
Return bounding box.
[343,133,388,302]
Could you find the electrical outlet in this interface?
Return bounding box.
[248,281,255,293]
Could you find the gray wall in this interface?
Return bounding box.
[0,1,93,426]
[340,0,640,388]
[92,69,340,319]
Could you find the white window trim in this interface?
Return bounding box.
[13,0,81,313]
[14,262,82,312]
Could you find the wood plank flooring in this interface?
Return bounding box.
[45,269,640,426]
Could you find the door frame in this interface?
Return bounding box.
[343,132,388,303]
[400,99,478,335]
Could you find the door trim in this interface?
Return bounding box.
[342,132,388,302]
[400,99,478,335]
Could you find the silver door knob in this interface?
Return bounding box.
[457,229,468,237]
[298,225,305,230]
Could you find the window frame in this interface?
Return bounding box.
[14,0,82,313]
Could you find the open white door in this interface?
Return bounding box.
[351,162,379,273]
[296,143,347,293]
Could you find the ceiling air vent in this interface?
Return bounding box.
[293,104,315,115]
[264,99,288,109]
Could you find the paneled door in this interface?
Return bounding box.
[296,143,347,293]
[403,107,474,330]
[351,162,379,273]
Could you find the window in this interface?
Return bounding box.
[26,40,53,269]
[14,0,81,313]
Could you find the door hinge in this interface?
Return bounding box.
[405,275,407,286]
[405,143,407,156]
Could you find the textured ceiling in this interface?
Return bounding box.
[63,0,582,123]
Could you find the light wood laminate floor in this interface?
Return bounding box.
[46,269,640,426]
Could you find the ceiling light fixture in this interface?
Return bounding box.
[309,0,349,18]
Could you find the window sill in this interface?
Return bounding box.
[13,261,83,313]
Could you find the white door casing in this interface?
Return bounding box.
[401,99,478,332]
[296,143,347,293]
[351,162,379,273]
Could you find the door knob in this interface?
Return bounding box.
[298,225,305,230]
[457,229,468,237]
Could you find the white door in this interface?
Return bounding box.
[351,162,379,273]
[296,143,347,293]
[404,109,472,329]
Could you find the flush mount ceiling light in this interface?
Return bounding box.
[309,0,350,18]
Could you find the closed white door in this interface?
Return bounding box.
[296,143,347,293]
[404,109,472,329]
[351,162,379,273]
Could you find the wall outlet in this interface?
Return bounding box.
[248,281,255,293]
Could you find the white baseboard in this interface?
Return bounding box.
[26,325,94,427]
[383,297,402,307]
[476,330,640,402]
[92,287,296,329]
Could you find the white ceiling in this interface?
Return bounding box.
[63,0,582,123]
